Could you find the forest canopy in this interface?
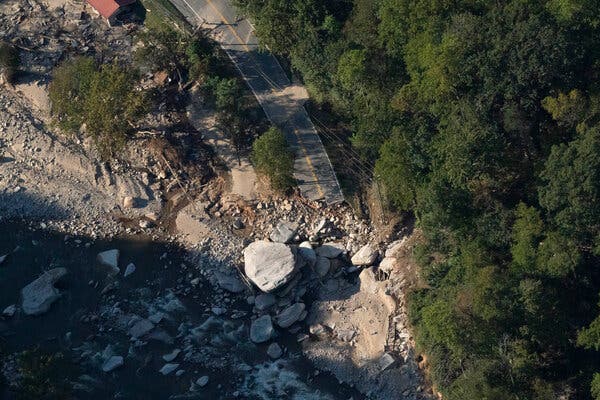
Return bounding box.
[234,0,600,398]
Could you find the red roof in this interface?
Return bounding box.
[87,0,136,19]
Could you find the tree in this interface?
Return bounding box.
[374,128,416,211]
[539,126,600,247]
[49,57,150,158]
[48,57,96,132]
[251,127,295,191]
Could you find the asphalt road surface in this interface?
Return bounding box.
[169,0,345,204]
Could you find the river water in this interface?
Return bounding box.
[0,223,363,399]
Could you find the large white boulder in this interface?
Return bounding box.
[243,240,297,292]
[21,268,67,315]
[351,244,378,266]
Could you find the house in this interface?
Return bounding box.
[87,0,137,26]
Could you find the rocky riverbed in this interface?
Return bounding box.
[0,0,431,395]
[0,223,367,399]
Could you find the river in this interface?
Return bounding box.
[0,222,363,399]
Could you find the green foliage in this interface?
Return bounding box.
[135,17,217,83]
[578,315,600,351]
[592,373,600,400]
[16,350,71,400]
[251,127,294,191]
[236,0,600,397]
[48,57,96,132]
[0,41,19,83]
[336,49,366,91]
[374,129,416,211]
[49,57,150,158]
[511,203,544,272]
[540,126,600,244]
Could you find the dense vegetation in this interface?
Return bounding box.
[49,57,150,158]
[251,126,295,191]
[235,0,600,398]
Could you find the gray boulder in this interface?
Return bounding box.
[316,242,345,259]
[270,221,298,243]
[2,304,16,317]
[243,241,296,292]
[254,293,276,311]
[159,363,179,375]
[102,356,123,373]
[196,376,209,387]
[129,318,155,338]
[315,256,330,277]
[214,271,245,293]
[250,315,274,343]
[298,242,316,268]
[97,250,120,275]
[21,268,67,315]
[123,263,136,277]
[267,343,283,359]
[162,349,181,362]
[275,303,305,328]
[351,244,378,266]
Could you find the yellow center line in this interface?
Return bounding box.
[204,0,278,93]
[293,128,325,199]
[202,0,325,200]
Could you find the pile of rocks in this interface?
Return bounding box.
[241,219,382,357]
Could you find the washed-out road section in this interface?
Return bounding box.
[169,0,344,204]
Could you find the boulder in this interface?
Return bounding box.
[129,318,155,338]
[2,304,16,317]
[196,376,209,387]
[254,293,276,312]
[97,250,120,275]
[351,244,378,266]
[21,268,67,315]
[379,257,395,273]
[102,356,123,373]
[270,221,298,244]
[250,315,274,343]
[162,349,181,362]
[159,363,179,375]
[298,242,316,267]
[378,352,396,371]
[385,238,407,258]
[214,271,245,293]
[316,242,345,259]
[315,256,330,277]
[275,303,305,328]
[124,263,136,277]
[267,343,283,359]
[243,241,296,292]
[122,196,136,208]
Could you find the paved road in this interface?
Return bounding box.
[169,0,344,204]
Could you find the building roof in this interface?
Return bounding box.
[87,0,136,19]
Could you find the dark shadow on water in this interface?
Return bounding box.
[0,221,365,400]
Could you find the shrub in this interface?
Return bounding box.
[49,57,150,158]
[251,126,294,191]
